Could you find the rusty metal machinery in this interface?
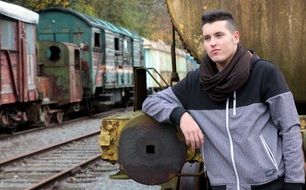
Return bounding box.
[99,111,203,184]
[118,112,186,185]
[99,111,141,163]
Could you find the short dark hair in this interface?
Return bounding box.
[201,10,237,32]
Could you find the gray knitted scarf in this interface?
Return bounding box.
[200,44,251,102]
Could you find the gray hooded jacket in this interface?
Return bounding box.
[142,57,304,190]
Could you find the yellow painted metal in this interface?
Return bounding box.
[299,116,306,155]
[99,111,143,162]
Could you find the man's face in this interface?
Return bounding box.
[202,20,240,70]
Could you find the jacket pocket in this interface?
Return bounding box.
[260,134,279,173]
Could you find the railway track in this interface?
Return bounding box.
[0,107,131,141]
[0,131,101,190]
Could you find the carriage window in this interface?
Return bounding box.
[114,38,120,51]
[48,46,61,61]
[123,39,131,53]
[123,39,128,53]
[25,24,35,54]
[0,20,17,50]
[94,32,100,48]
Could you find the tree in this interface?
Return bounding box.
[5,0,69,11]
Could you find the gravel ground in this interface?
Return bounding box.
[58,161,161,190]
[92,169,161,190]
[0,117,102,161]
[0,110,161,190]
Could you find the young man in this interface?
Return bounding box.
[142,10,305,190]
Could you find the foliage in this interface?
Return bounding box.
[4,0,180,46]
[4,0,69,11]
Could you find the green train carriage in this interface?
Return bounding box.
[37,8,143,107]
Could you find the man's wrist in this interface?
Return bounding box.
[169,107,187,126]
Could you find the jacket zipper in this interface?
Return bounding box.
[233,91,236,116]
[260,134,279,172]
[226,97,240,190]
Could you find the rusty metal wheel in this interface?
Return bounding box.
[40,106,51,127]
[56,111,64,124]
[0,112,9,126]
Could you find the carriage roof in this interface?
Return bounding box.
[40,8,141,39]
[0,0,39,24]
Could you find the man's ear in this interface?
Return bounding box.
[233,31,240,43]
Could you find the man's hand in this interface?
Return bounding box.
[179,112,204,149]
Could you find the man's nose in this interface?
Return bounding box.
[210,37,217,46]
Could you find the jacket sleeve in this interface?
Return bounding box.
[262,63,305,184]
[142,87,185,125]
[142,71,193,126]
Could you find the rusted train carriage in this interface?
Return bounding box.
[0,1,40,128]
[99,0,306,189]
[37,8,144,108]
[36,40,82,124]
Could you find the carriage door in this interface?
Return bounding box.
[92,28,104,88]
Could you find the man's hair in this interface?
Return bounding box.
[201,10,237,32]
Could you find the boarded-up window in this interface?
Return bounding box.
[0,20,17,50]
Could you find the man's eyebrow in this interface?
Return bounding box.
[215,31,224,35]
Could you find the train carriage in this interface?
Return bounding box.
[37,8,143,105]
[36,40,82,124]
[143,38,198,90]
[0,1,40,127]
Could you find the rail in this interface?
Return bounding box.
[0,131,100,190]
[145,67,169,88]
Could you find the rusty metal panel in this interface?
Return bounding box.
[25,23,38,101]
[0,19,18,104]
[93,51,104,87]
[0,19,39,104]
[36,76,52,101]
[67,46,83,103]
[104,31,118,88]
[0,50,19,104]
[166,0,306,104]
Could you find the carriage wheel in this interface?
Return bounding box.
[41,106,51,127]
[56,111,64,124]
[0,113,9,126]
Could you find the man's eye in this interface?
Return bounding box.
[216,34,223,38]
[204,37,210,42]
